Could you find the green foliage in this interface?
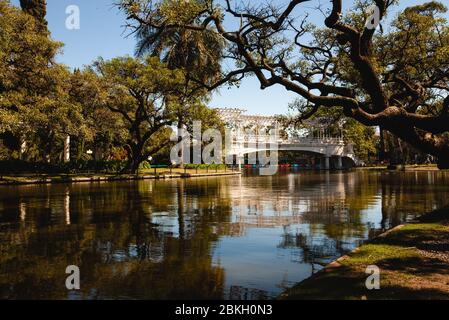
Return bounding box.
[283,101,378,163]
[92,56,185,172]
[121,0,449,165]
[380,2,449,86]
[19,0,47,30]
[68,69,127,161]
[343,119,378,163]
[184,163,227,170]
[124,0,226,140]
[139,161,152,170]
[0,0,77,161]
[0,0,223,171]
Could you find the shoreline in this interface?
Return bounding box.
[357,165,440,171]
[0,166,444,186]
[0,171,242,186]
[280,207,449,300]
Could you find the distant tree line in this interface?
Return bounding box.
[1,0,444,173]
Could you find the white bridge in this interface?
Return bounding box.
[217,108,358,170]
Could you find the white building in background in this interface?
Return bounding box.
[216,108,358,169]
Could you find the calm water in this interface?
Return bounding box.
[1,170,449,300]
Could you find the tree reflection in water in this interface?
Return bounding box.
[0,171,449,299]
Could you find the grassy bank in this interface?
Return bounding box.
[0,168,241,186]
[282,207,449,300]
[357,164,439,171]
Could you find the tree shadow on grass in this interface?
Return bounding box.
[372,228,449,252]
[377,256,448,277]
[281,261,449,300]
[283,207,449,300]
[284,263,449,300]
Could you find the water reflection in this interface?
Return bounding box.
[0,171,449,299]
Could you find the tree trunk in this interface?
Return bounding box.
[379,127,386,162]
[384,124,449,170]
[19,136,27,161]
[76,138,85,161]
[397,137,404,165]
[130,159,141,174]
[438,157,449,170]
[178,121,185,169]
[122,144,142,174]
[63,134,70,163]
[94,147,103,161]
[122,157,141,174]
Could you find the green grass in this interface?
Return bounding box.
[0,168,239,185]
[282,210,449,300]
[357,164,439,171]
[343,243,420,266]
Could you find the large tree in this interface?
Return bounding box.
[133,1,224,84]
[0,0,73,162]
[128,0,225,166]
[120,0,449,169]
[92,56,185,173]
[68,69,127,162]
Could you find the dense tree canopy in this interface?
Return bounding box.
[92,56,188,172]
[133,5,224,85]
[120,0,449,168]
[0,0,222,170]
[3,0,445,170]
[68,69,127,162]
[129,4,226,166]
[19,0,47,30]
[0,0,75,161]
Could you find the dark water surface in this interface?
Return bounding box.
[1,170,449,300]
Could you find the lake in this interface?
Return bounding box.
[1,170,449,299]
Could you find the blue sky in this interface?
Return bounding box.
[10,0,444,116]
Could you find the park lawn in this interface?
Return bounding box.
[139,167,232,175]
[357,164,439,171]
[0,168,237,185]
[282,208,449,300]
[0,173,118,181]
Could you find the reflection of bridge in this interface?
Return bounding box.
[217,108,357,170]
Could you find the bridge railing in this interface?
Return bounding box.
[285,137,344,144]
[231,135,344,145]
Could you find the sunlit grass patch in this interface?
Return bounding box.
[283,212,449,300]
